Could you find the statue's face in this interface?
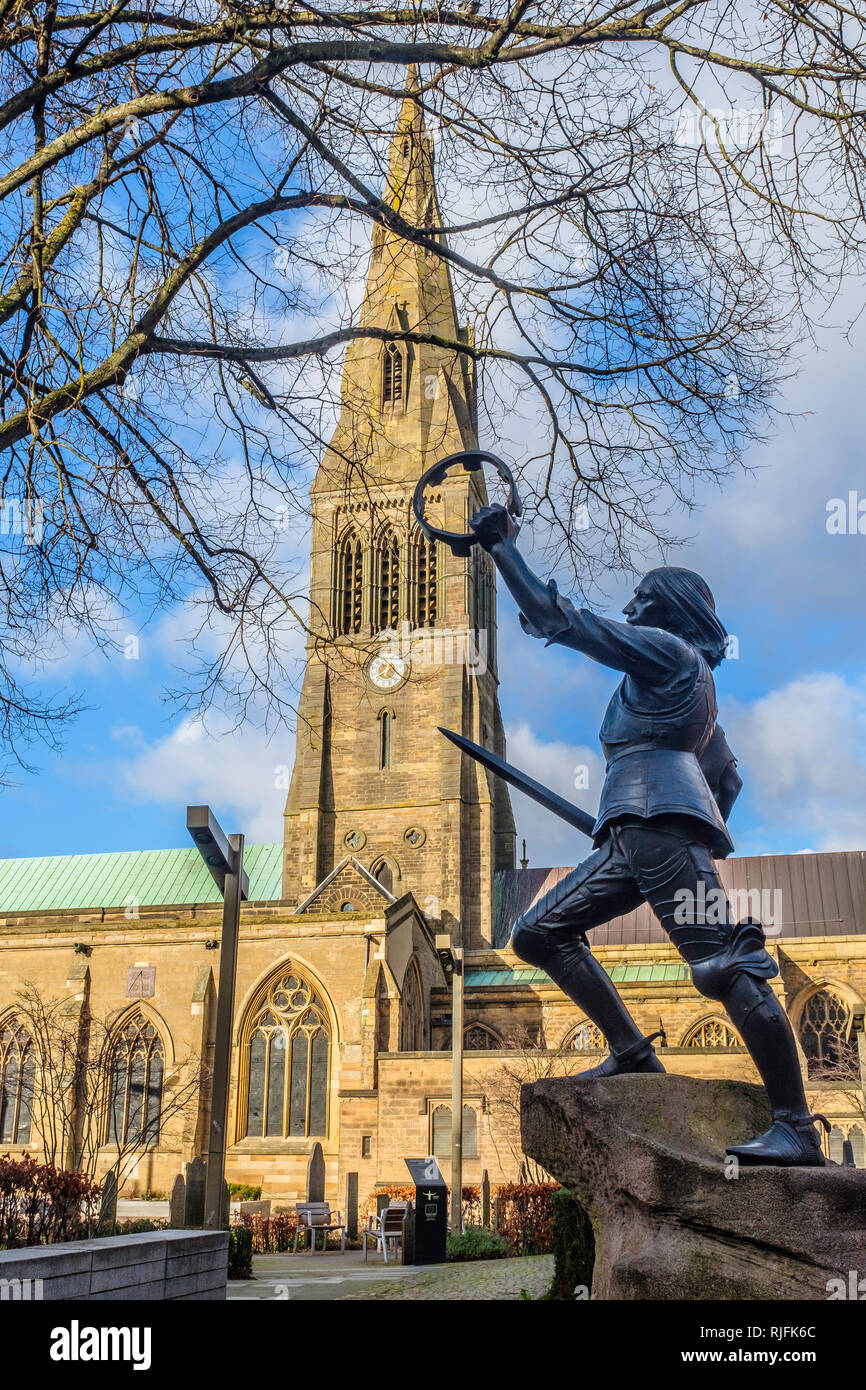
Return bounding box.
[623,579,666,629]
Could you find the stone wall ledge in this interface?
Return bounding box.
[0,1229,228,1301]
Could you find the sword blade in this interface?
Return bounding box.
[438,727,597,839]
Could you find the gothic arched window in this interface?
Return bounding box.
[242,969,330,1139]
[683,1018,743,1049]
[376,972,392,1055]
[335,529,363,635]
[382,342,404,408]
[410,531,437,627]
[566,1021,606,1052]
[374,527,400,631]
[0,1019,35,1145]
[464,1024,502,1051]
[372,858,394,895]
[378,708,392,769]
[399,960,425,1051]
[107,1014,164,1147]
[828,1125,846,1164]
[798,989,858,1079]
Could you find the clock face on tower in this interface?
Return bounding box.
[366,652,409,691]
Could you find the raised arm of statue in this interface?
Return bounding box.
[471,504,690,685]
[469,503,568,642]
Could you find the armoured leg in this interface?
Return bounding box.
[614,822,828,1166]
[690,928,827,1166]
[511,840,664,1076]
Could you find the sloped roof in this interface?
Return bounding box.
[493,850,866,948]
[465,962,690,988]
[0,843,283,914]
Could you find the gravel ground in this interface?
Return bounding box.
[337,1254,554,1301]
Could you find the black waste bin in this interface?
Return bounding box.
[403,1157,448,1265]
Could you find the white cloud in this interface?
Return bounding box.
[723,672,866,851]
[504,720,604,868]
[116,714,289,843]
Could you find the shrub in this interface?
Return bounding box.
[0,1153,102,1248]
[494,1183,559,1256]
[361,1184,481,1228]
[359,1184,415,1227]
[111,1217,169,1236]
[228,1183,262,1202]
[228,1225,254,1278]
[544,1187,595,1300]
[233,1210,297,1253]
[446,1224,510,1262]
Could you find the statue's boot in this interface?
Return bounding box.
[720,974,828,1167]
[684,918,827,1166]
[577,1029,666,1079]
[543,940,665,1078]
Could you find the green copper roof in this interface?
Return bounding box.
[466,962,689,988]
[0,843,283,914]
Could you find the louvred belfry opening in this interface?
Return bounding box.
[411,531,437,626]
[382,341,403,407]
[375,527,400,631]
[336,530,363,634]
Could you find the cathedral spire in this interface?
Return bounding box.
[285,65,516,936]
[318,71,478,488]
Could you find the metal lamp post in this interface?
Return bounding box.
[436,933,464,1232]
[187,805,249,1230]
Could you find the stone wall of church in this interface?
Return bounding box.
[1,901,863,1204]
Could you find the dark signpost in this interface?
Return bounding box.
[404,1158,448,1265]
[187,805,249,1229]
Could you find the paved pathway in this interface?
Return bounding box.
[117,1199,169,1222]
[227,1250,553,1301]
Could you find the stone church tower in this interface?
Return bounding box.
[282,76,516,948]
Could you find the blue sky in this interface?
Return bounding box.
[2,313,864,868]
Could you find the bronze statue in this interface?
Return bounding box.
[413,450,828,1167]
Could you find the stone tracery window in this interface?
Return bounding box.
[798,989,858,1078]
[683,1018,743,1049]
[242,969,330,1139]
[464,1024,502,1051]
[107,1013,164,1147]
[0,1018,35,1144]
[335,529,363,635]
[566,1020,606,1051]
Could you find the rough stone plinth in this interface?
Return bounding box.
[521,1074,866,1300]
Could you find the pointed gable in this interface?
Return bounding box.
[293,855,396,917]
